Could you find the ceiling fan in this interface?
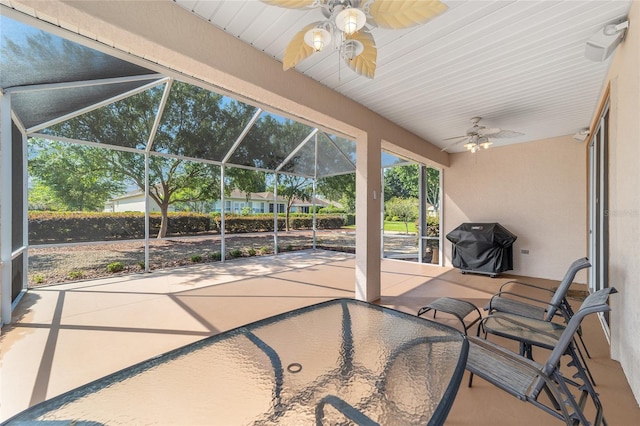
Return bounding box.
[442,117,525,153]
[261,0,448,79]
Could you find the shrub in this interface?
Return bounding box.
[27,212,346,244]
[259,246,270,255]
[68,270,84,280]
[28,211,212,244]
[319,206,346,214]
[209,251,222,261]
[137,261,146,269]
[413,216,440,237]
[247,248,257,256]
[210,214,344,234]
[106,262,125,273]
[229,249,243,258]
[190,255,203,263]
[32,274,45,284]
[344,214,355,226]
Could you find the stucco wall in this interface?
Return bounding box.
[605,0,640,405]
[443,135,587,282]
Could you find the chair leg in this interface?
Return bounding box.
[573,337,597,386]
[577,327,592,359]
[468,320,487,388]
[552,372,591,426]
[566,345,606,425]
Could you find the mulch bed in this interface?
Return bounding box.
[27,230,358,287]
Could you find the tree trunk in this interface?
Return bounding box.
[158,204,169,238]
[285,205,291,232]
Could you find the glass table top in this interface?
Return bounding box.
[4,299,468,426]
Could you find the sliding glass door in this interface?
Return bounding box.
[588,102,609,325]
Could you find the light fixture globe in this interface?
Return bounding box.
[341,39,364,61]
[478,137,492,150]
[304,27,332,52]
[335,7,366,35]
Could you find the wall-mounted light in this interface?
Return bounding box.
[585,19,629,62]
[573,128,591,141]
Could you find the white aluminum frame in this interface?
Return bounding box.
[0,93,12,325]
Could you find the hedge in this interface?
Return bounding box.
[28,212,211,244]
[28,212,346,244]
[211,215,345,233]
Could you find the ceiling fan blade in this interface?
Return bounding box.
[442,135,468,141]
[484,129,525,139]
[477,127,501,136]
[365,0,448,29]
[441,137,469,151]
[344,30,377,79]
[283,22,319,70]
[260,0,317,9]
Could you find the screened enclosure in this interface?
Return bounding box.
[0,11,441,323]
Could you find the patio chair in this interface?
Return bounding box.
[485,257,593,363]
[485,257,591,322]
[466,287,616,426]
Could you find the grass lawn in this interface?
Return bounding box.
[343,221,417,233]
[384,221,417,233]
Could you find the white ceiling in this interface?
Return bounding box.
[174,0,630,152]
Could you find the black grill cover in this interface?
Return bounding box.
[446,223,517,274]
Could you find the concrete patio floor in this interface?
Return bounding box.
[1,250,638,424]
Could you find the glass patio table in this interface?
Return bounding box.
[4,299,468,426]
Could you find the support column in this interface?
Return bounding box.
[273,173,278,255]
[1,94,12,325]
[220,165,226,263]
[418,164,426,264]
[22,131,28,292]
[355,131,382,302]
[144,152,150,272]
[312,178,317,250]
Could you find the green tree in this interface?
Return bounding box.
[277,174,312,231]
[28,139,125,211]
[384,164,440,211]
[227,168,266,203]
[384,164,419,199]
[424,167,441,212]
[385,197,419,234]
[316,173,355,213]
[100,151,220,237]
[39,81,255,237]
[28,179,67,211]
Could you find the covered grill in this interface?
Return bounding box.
[446,223,517,277]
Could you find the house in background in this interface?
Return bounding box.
[105,188,334,214]
[103,189,174,213]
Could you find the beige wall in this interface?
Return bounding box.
[602,0,640,405]
[444,135,587,282]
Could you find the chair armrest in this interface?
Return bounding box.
[488,291,552,311]
[499,280,556,296]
